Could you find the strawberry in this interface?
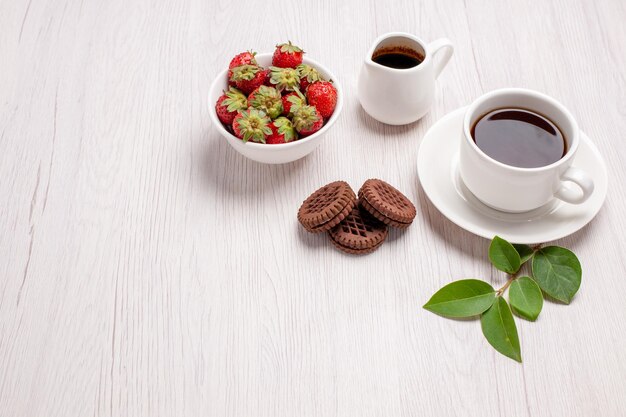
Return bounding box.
[267,117,298,144]
[306,81,337,119]
[215,87,248,125]
[232,109,273,143]
[269,66,301,92]
[292,105,323,136]
[296,64,323,91]
[229,51,257,69]
[247,85,283,119]
[230,65,268,95]
[227,51,257,86]
[281,90,306,116]
[272,41,304,68]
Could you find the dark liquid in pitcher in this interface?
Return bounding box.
[471,108,566,168]
[372,47,423,69]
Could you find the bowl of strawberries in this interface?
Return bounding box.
[209,41,342,164]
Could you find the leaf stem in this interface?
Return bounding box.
[496,274,517,296]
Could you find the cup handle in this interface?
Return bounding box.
[554,167,595,204]
[428,38,454,79]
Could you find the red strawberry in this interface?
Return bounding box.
[227,51,257,86]
[247,85,283,119]
[230,65,268,95]
[215,87,248,125]
[297,64,323,91]
[267,117,298,144]
[229,51,257,69]
[215,95,233,125]
[272,41,304,68]
[292,105,323,136]
[306,81,337,119]
[232,109,272,143]
[281,90,306,116]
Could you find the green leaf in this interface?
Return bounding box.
[423,279,496,318]
[489,236,521,274]
[532,246,582,304]
[480,297,522,362]
[278,40,303,54]
[513,244,535,264]
[274,117,298,142]
[230,64,259,81]
[509,276,543,321]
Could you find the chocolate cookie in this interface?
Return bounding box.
[358,179,416,228]
[298,181,357,233]
[328,206,388,254]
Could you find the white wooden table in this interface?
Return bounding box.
[2,0,626,416]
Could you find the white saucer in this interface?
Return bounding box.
[417,107,608,244]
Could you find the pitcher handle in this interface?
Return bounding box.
[428,38,454,79]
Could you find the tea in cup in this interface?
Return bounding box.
[459,88,594,212]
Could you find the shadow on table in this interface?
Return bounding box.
[200,129,308,196]
[295,222,329,250]
[384,227,412,244]
[356,104,430,139]
[416,181,488,258]
[551,208,602,251]
[416,178,600,257]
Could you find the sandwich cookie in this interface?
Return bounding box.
[328,206,388,254]
[358,179,416,229]
[298,181,357,233]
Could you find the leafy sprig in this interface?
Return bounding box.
[423,236,582,362]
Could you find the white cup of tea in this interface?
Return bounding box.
[459,88,595,213]
[357,32,454,125]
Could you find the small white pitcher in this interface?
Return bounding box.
[357,32,454,125]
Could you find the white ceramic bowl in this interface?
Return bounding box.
[208,53,343,164]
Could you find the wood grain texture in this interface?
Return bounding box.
[1,0,626,416]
